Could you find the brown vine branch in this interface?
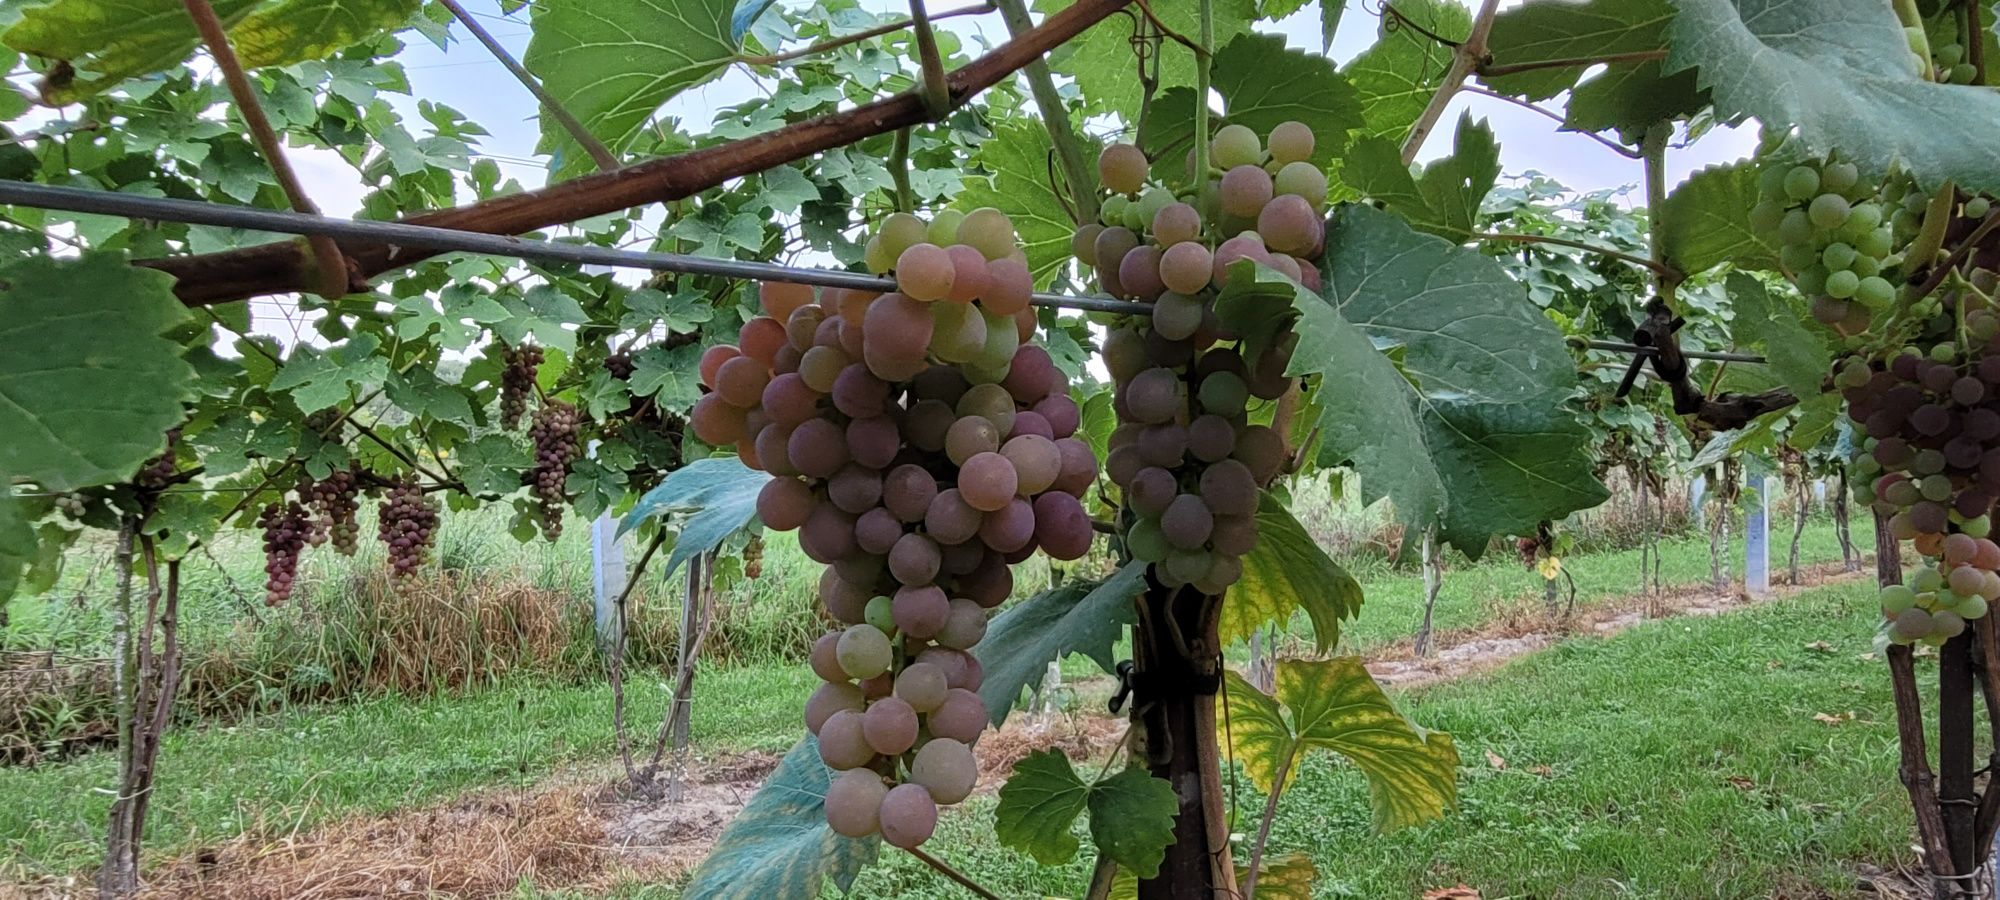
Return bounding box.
[736,2,996,66]
[1470,231,1671,276]
[1400,0,1501,164]
[610,531,665,785]
[1970,0,1987,84]
[905,846,1005,900]
[1459,85,1641,158]
[1881,516,1960,879]
[141,0,1137,306]
[1475,49,1667,78]
[436,0,617,173]
[179,0,348,300]
[1975,612,2000,850]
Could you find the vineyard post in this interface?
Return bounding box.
[1745,472,1769,597]
[590,511,627,653]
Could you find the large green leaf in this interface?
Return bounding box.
[953,118,1084,289]
[1658,160,1780,275]
[1221,660,1459,832]
[1341,0,1471,143]
[3,0,414,103]
[0,480,33,601]
[1035,0,1256,119]
[975,560,1145,727]
[1216,207,1608,556]
[0,255,195,492]
[1724,272,1829,399]
[1483,0,1674,100]
[1665,0,2000,194]
[681,736,878,899]
[620,456,771,580]
[1138,33,1363,176]
[1221,492,1361,652]
[1339,113,1498,241]
[524,0,741,171]
[993,750,1178,878]
[1562,60,1706,139]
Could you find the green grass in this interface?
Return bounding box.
[0,516,1873,886]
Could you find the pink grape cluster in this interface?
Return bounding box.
[1076,123,1324,591]
[687,211,1101,849]
[258,501,310,606]
[378,480,440,578]
[301,466,362,555]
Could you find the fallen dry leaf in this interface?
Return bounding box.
[1859,652,1879,662]
[1725,775,1756,791]
[1484,749,1507,770]
[1813,711,1855,726]
[1422,886,1482,900]
[1805,641,1834,653]
[1528,764,1553,777]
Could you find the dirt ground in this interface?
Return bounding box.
[3,559,1902,899]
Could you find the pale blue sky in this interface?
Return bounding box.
[293,0,1759,217]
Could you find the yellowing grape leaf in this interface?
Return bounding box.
[681,736,877,899]
[0,255,195,491]
[1222,660,1459,832]
[1222,492,1361,652]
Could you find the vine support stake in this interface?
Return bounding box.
[436,0,618,173]
[178,0,349,300]
[993,0,1100,223]
[1400,0,1501,165]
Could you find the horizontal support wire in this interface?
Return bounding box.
[0,181,1153,316]
[1584,339,1766,364]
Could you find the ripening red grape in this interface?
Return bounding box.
[825,769,887,837]
[1258,194,1320,255]
[960,452,1019,512]
[896,243,955,301]
[893,584,950,639]
[1220,165,1275,218]
[911,739,978,805]
[1099,143,1148,195]
[1268,121,1313,164]
[1159,242,1214,295]
[878,783,939,849]
[983,256,1034,316]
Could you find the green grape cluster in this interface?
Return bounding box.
[1751,156,1894,333]
[1907,18,1981,84]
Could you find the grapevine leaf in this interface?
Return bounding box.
[1561,60,1705,140]
[1109,851,1318,900]
[0,255,196,491]
[974,560,1145,727]
[1665,0,2000,194]
[493,285,588,355]
[621,456,770,580]
[1321,0,1345,50]
[1259,0,1309,20]
[269,334,388,414]
[0,480,33,601]
[229,0,419,70]
[629,343,705,413]
[993,749,1089,865]
[1659,161,1780,275]
[1222,492,1362,652]
[1482,0,1673,101]
[729,0,777,42]
[386,368,475,425]
[1221,660,1459,832]
[392,293,481,350]
[682,736,878,899]
[993,751,1178,878]
[620,288,713,335]
[456,434,531,498]
[523,0,741,175]
[1035,0,1256,119]
[953,118,1083,289]
[1139,33,1363,173]
[1723,272,1829,400]
[1340,113,1498,241]
[579,369,634,421]
[755,165,822,215]
[1341,0,1471,143]
[1217,206,1607,556]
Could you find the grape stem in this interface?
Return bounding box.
[435,0,617,173]
[905,846,1005,899]
[1401,0,1503,165]
[890,128,916,213]
[1133,0,1204,58]
[609,531,666,786]
[908,0,953,120]
[993,0,1100,223]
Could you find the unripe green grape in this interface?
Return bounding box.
[863,596,897,637]
[1825,268,1861,299]
[927,209,966,246]
[1749,200,1784,232]
[1136,186,1175,228]
[1938,42,1965,67]
[1842,201,1883,236]
[1778,209,1813,245]
[1099,143,1149,195]
[1783,165,1821,201]
[864,235,894,273]
[1794,264,1827,296]
[1914,567,1947,593]
[1855,275,1895,308]
[1122,201,1146,232]
[1857,226,1894,258]
[1153,292,1206,341]
[1808,193,1852,230]
[1821,242,1857,271]
[1951,62,1979,84]
[957,208,1018,261]
[1961,594,1991,620]
[1100,194,1130,227]
[1963,515,1993,538]
[1197,371,1249,417]
[1778,242,1818,274]
[1968,196,1993,218]
[1211,124,1262,169]
[1127,515,1168,562]
[1273,161,1329,209]
[1758,164,1789,199]
[1268,121,1314,164]
[1821,161,1860,195]
[1881,584,1918,616]
[1849,253,1881,277]
[879,213,928,261]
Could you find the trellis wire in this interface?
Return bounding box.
[0,181,1153,316]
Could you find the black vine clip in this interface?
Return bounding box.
[1108,659,1136,714]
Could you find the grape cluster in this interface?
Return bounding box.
[54,493,87,519]
[377,480,440,577]
[1751,156,1894,333]
[529,400,582,540]
[500,344,543,431]
[1911,18,1982,84]
[258,501,309,606]
[136,427,181,489]
[302,467,363,555]
[1884,175,1999,283]
[1840,339,2000,643]
[690,210,1099,849]
[1078,123,1321,591]
[605,350,636,381]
